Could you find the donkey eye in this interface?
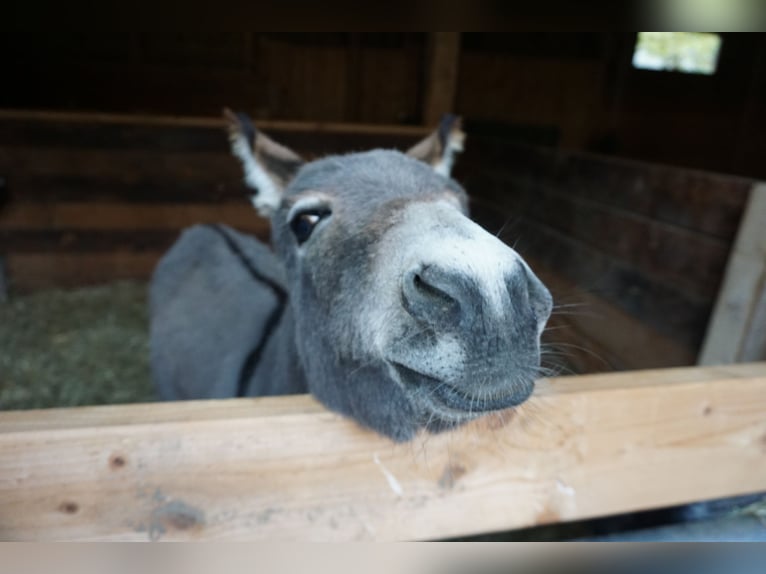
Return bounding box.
[289,210,329,244]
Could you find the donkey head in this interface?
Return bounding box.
[224,109,553,442]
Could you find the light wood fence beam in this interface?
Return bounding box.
[1,363,765,541]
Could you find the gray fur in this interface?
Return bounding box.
[150,224,305,399]
[151,129,552,442]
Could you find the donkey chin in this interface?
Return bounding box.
[390,359,539,428]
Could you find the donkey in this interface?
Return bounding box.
[149,110,553,442]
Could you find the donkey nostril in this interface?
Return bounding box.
[412,273,433,295]
[403,266,466,327]
[411,269,453,303]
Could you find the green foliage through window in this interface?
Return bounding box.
[633,32,722,75]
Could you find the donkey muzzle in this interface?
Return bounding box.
[401,261,552,335]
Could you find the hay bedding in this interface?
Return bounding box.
[0,281,155,410]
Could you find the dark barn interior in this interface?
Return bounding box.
[3,33,764,177]
[2,33,765,394]
[1,31,766,542]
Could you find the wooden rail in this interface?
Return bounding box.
[1,363,765,541]
[0,109,431,136]
[0,109,429,292]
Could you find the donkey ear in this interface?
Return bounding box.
[223,108,305,217]
[406,114,465,178]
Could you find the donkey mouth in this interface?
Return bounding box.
[392,363,532,413]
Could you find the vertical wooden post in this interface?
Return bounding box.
[699,183,766,364]
[422,33,461,126]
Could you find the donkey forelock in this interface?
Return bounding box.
[219,111,552,441]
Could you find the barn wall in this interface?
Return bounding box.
[0,111,759,375]
[460,137,758,373]
[2,32,764,179]
[0,111,427,291]
[0,33,426,125]
[597,33,766,181]
[456,33,609,149]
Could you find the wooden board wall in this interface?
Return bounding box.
[461,138,759,373]
[609,33,766,181]
[1,33,427,125]
[3,33,765,182]
[0,111,428,291]
[1,110,758,375]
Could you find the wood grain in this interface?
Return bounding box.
[0,147,241,187]
[512,218,713,351]
[423,33,461,126]
[0,202,269,233]
[0,109,430,137]
[532,259,697,373]
[506,183,731,302]
[1,363,765,541]
[5,252,163,291]
[465,139,754,241]
[0,203,271,290]
[700,183,766,364]
[464,139,758,369]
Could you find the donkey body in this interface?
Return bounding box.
[150,112,552,442]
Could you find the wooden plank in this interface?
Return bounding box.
[531,259,697,372]
[423,33,461,126]
[1,363,765,541]
[5,252,163,291]
[0,109,430,137]
[511,218,713,351]
[0,227,267,255]
[0,230,179,254]
[542,312,618,374]
[0,202,271,291]
[358,44,423,125]
[465,138,754,241]
[456,53,604,149]
[471,196,702,367]
[257,36,350,122]
[3,177,248,203]
[472,198,696,371]
[0,118,229,153]
[0,116,426,154]
[700,183,766,364]
[345,34,362,122]
[557,153,753,242]
[481,175,731,302]
[0,202,269,232]
[0,147,240,186]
